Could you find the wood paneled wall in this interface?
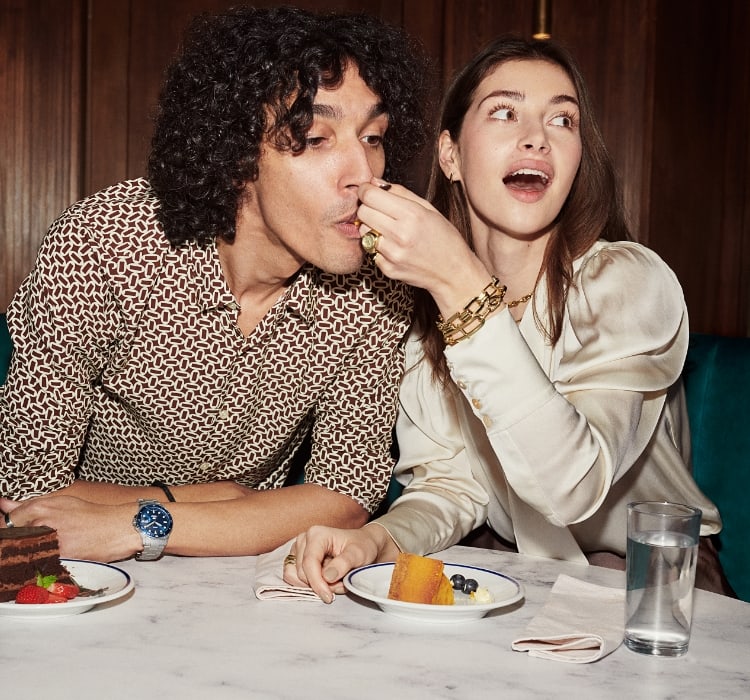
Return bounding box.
[2,0,749,337]
[1,0,84,310]
[648,0,750,336]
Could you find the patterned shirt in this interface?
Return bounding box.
[0,179,412,512]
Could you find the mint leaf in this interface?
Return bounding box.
[35,573,58,588]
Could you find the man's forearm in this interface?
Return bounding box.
[3,482,368,562]
[59,479,252,504]
[164,484,368,557]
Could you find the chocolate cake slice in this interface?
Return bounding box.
[0,526,73,602]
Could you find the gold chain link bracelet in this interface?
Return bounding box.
[436,276,507,346]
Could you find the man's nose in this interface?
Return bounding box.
[342,141,379,190]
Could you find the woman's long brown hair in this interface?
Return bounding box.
[416,36,631,384]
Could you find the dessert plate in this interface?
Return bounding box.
[344,562,524,623]
[0,559,133,618]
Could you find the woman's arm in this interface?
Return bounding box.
[443,242,689,525]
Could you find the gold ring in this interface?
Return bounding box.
[361,228,382,255]
[283,553,297,567]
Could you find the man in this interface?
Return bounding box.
[0,6,429,562]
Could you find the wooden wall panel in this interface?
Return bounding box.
[552,0,654,244]
[647,0,750,335]
[441,0,534,80]
[1,0,84,311]
[85,1,131,194]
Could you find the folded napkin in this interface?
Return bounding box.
[254,540,322,601]
[511,574,624,663]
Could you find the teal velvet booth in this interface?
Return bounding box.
[0,313,10,385]
[1,313,747,599]
[681,333,750,602]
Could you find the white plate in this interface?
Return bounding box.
[344,562,524,623]
[0,559,134,618]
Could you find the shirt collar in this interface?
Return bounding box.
[191,241,318,326]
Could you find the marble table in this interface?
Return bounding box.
[2,545,748,699]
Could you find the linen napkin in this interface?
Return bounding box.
[511,574,624,663]
[254,540,322,601]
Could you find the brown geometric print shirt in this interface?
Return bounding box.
[1,179,412,512]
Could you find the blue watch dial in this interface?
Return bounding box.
[135,503,173,537]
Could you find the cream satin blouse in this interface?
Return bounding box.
[378,240,721,563]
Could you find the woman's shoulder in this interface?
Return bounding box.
[565,240,687,342]
[577,239,672,269]
[577,239,677,272]
[573,240,684,298]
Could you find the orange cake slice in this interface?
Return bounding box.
[387,552,454,605]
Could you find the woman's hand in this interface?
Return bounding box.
[357,179,491,316]
[283,523,399,603]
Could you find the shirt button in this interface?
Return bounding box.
[482,415,493,428]
[472,398,482,409]
[218,407,229,420]
[198,461,212,472]
[456,380,467,390]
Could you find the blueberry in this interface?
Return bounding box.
[462,578,478,594]
[450,574,465,590]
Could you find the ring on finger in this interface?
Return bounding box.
[361,227,382,255]
[283,553,297,567]
[3,511,15,528]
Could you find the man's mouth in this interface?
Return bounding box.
[503,168,551,192]
[338,214,363,239]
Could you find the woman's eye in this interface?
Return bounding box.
[490,106,516,121]
[550,114,576,128]
[305,136,326,147]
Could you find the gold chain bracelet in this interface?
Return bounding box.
[436,276,507,346]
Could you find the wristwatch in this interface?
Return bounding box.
[133,499,173,561]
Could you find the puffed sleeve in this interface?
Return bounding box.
[443,241,689,526]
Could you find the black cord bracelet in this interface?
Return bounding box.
[151,480,176,503]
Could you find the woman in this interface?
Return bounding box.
[285,36,728,601]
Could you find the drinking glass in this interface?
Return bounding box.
[624,501,702,657]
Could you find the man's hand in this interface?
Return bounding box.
[284,522,400,603]
[2,482,369,560]
[0,495,140,561]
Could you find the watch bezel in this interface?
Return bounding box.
[134,501,174,537]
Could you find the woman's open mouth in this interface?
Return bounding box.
[502,168,551,192]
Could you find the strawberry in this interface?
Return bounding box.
[14,573,79,604]
[46,581,80,600]
[15,584,51,604]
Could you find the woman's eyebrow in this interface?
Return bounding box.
[478,89,579,108]
[551,93,579,107]
[479,89,524,106]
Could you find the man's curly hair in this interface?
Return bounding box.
[147,5,431,246]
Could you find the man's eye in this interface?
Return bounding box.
[305,136,326,147]
[362,134,383,147]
